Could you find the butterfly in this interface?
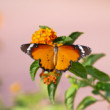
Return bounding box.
[21,43,91,72]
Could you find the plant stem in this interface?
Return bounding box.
[98,91,110,103]
[83,79,110,103]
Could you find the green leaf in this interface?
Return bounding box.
[105,91,110,100]
[65,85,78,110]
[30,60,40,81]
[69,32,83,44]
[39,25,51,29]
[53,32,83,45]
[95,82,110,91]
[78,80,88,87]
[69,77,77,84]
[82,53,105,66]
[53,36,66,44]
[78,77,95,88]
[48,73,62,103]
[69,62,87,79]
[63,37,73,45]
[53,36,73,45]
[76,96,97,110]
[86,66,110,82]
[92,90,99,95]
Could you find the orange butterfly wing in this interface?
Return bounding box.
[31,44,54,71]
[55,45,80,72]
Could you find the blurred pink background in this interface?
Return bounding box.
[0,0,110,110]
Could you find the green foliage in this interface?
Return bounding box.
[82,53,105,66]
[30,60,40,81]
[86,66,110,82]
[27,28,110,110]
[53,36,66,43]
[15,93,44,107]
[69,77,77,84]
[7,84,66,110]
[53,31,83,45]
[62,37,73,45]
[48,83,56,104]
[69,62,87,79]
[95,82,110,91]
[65,85,78,110]
[48,73,62,103]
[76,96,97,110]
[105,91,110,100]
[64,45,109,109]
[42,104,66,110]
[39,25,51,29]
[78,80,88,87]
[69,32,83,44]
[53,36,73,45]
[11,106,30,110]
[0,98,5,110]
[92,89,99,95]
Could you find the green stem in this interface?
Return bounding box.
[82,79,110,103]
[99,92,110,103]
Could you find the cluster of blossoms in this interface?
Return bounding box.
[40,70,60,85]
[31,28,57,45]
[31,27,59,85]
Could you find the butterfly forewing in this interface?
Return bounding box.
[21,44,55,71]
[55,45,91,72]
[32,44,54,71]
[55,45,80,72]
[21,44,32,54]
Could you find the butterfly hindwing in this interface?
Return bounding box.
[21,43,55,71]
[55,45,80,72]
[55,45,91,72]
[32,44,54,71]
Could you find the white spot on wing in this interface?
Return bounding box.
[78,45,85,56]
[27,44,34,54]
[27,44,34,51]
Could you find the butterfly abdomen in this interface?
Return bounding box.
[53,45,58,66]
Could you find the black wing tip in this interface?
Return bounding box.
[20,44,27,53]
[84,46,92,56]
[75,45,92,58]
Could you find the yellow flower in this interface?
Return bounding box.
[10,82,21,93]
[31,27,57,45]
[65,74,71,78]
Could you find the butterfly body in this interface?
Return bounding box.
[53,45,58,66]
[21,43,91,72]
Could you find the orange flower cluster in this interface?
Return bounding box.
[31,28,57,45]
[40,70,60,85]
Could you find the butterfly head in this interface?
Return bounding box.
[52,43,63,47]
